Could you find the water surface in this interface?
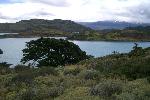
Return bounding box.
[0,33,19,35]
[0,38,150,65]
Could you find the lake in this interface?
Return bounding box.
[0,33,19,35]
[0,38,150,65]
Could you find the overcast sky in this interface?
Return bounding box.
[0,0,150,23]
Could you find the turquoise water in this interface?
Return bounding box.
[0,38,150,65]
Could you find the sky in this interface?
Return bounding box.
[0,0,150,23]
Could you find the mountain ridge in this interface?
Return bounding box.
[0,19,93,37]
[78,21,150,30]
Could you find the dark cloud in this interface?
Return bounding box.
[33,11,55,17]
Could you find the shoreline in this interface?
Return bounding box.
[1,36,150,42]
[0,34,150,42]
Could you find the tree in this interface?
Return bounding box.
[129,43,145,57]
[0,49,3,54]
[21,38,89,67]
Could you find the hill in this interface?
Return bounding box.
[68,25,150,41]
[0,19,93,37]
[78,21,150,30]
[0,45,150,99]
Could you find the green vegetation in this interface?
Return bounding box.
[0,44,150,100]
[0,19,93,37]
[84,44,150,80]
[111,26,150,41]
[69,26,150,41]
[0,19,150,41]
[21,38,89,67]
[0,49,3,54]
[68,31,105,41]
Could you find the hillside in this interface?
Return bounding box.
[0,19,93,37]
[0,19,150,41]
[0,45,150,100]
[68,25,150,41]
[78,21,150,30]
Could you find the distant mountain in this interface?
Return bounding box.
[68,24,150,41]
[126,25,150,32]
[0,19,93,36]
[78,21,150,30]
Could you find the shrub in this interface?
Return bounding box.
[0,62,11,68]
[37,67,59,76]
[63,67,81,76]
[147,76,150,83]
[48,86,64,97]
[79,70,99,80]
[0,62,12,75]
[117,79,150,100]
[11,70,35,85]
[14,65,30,73]
[20,88,35,100]
[116,58,150,80]
[55,87,100,100]
[27,85,65,99]
[129,43,145,57]
[90,80,122,97]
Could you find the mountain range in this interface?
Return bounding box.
[78,21,150,30]
[0,19,150,41]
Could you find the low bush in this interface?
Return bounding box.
[79,70,99,80]
[37,67,58,76]
[63,67,81,76]
[116,58,150,80]
[55,87,101,100]
[30,85,65,99]
[14,65,30,73]
[0,62,12,75]
[147,76,150,83]
[117,79,150,100]
[20,88,36,100]
[48,86,64,97]
[90,80,122,97]
[11,70,35,85]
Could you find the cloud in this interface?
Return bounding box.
[0,2,56,22]
[111,0,150,23]
[129,2,150,22]
[0,13,9,19]
[28,0,70,7]
[0,0,150,23]
[34,11,55,16]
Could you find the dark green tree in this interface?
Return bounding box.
[0,49,3,54]
[129,43,145,57]
[21,38,89,67]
